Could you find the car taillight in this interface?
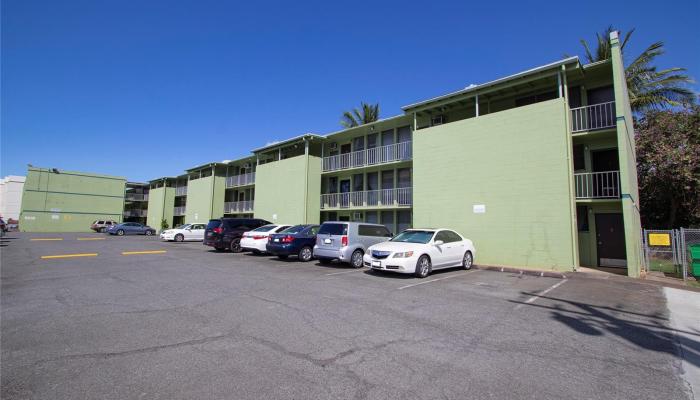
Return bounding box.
[281,235,294,243]
[213,227,222,234]
[341,236,348,247]
[252,235,266,240]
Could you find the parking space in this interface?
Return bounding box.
[1,232,695,399]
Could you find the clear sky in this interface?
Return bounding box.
[2,0,698,182]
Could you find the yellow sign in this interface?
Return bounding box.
[648,233,671,247]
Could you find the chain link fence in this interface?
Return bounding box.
[643,228,700,283]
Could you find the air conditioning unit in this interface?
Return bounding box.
[329,142,338,151]
[242,163,251,169]
[353,212,363,220]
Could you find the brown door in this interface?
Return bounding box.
[595,213,627,267]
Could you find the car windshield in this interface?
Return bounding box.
[252,225,277,232]
[281,225,306,234]
[176,224,191,229]
[390,230,435,244]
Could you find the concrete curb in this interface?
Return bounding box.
[473,264,568,279]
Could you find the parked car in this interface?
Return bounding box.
[240,224,292,254]
[90,220,118,233]
[106,222,156,236]
[203,218,271,252]
[313,221,393,268]
[160,223,206,242]
[266,224,320,261]
[364,229,475,278]
[0,217,6,236]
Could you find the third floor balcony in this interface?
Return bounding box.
[322,141,412,173]
[570,101,616,133]
[226,172,255,188]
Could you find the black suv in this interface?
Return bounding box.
[204,218,271,252]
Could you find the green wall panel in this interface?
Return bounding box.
[412,99,577,271]
[146,186,175,232]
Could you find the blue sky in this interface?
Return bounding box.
[2,0,698,182]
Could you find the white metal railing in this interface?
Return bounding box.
[224,200,255,213]
[574,171,620,199]
[125,193,149,201]
[322,141,412,172]
[173,206,186,216]
[123,209,148,217]
[175,186,188,196]
[320,188,412,209]
[226,172,255,188]
[570,101,616,133]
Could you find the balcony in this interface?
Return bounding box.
[173,206,186,216]
[125,193,149,201]
[574,171,620,199]
[175,186,188,196]
[226,173,255,188]
[320,188,412,210]
[123,209,148,218]
[322,141,412,173]
[224,200,254,214]
[570,101,616,133]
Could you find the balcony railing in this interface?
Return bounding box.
[320,188,412,209]
[123,209,148,217]
[175,186,188,196]
[322,141,412,172]
[570,101,616,133]
[226,172,255,188]
[173,206,186,216]
[125,193,149,201]
[224,200,254,214]
[574,171,620,199]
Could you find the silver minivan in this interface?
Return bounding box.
[313,221,393,268]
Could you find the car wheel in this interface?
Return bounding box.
[298,246,313,262]
[145,230,153,236]
[350,249,364,269]
[317,257,333,264]
[462,251,473,270]
[100,227,106,233]
[230,239,242,253]
[252,249,261,255]
[117,229,125,236]
[277,255,289,260]
[175,234,184,242]
[414,255,431,278]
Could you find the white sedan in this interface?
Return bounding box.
[363,229,475,278]
[240,224,291,254]
[160,223,206,242]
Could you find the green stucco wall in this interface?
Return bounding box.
[413,99,577,271]
[19,168,126,232]
[146,186,175,232]
[611,33,643,277]
[255,155,321,224]
[184,174,225,224]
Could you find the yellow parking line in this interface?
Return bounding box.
[77,237,106,241]
[121,250,167,256]
[41,253,98,259]
[31,238,64,241]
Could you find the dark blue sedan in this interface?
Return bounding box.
[106,222,156,236]
[266,224,320,261]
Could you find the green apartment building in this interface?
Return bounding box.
[146,33,641,277]
[19,167,127,232]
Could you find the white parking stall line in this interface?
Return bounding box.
[324,268,367,276]
[515,279,568,310]
[397,270,479,290]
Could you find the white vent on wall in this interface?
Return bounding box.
[353,212,363,220]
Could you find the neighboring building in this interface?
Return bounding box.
[123,182,149,224]
[0,175,26,221]
[143,33,641,277]
[19,167,126,232]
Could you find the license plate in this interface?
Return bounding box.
[324,238,332,244]
[371,260,381,268]
[274,238,280,242]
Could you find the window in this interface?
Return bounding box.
[318,223,347,236]
[367,133,378,149]
[397,168,411,188]
[365,211,378,224]
[308,226,320,235]
[577,206,589,231]
[397,211,411,234]
[573,145,585,171]
[381,130,395,146]
[358,224,392,237]
[434,231,450,243]
[353,136,365,151]
[444,230,463,243]
[353,174,364,192]
[397,126,412,143]
[282,225,306,234]
[431,115,445,126]
[391,230,434,244]
[381,211,394,234]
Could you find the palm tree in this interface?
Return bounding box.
[580,26,696,112]
[340,102,380,128]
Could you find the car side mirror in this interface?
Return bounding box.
[434,240,444,246]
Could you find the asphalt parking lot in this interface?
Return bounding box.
[1,232,696,399]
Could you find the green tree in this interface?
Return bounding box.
[636,107,700,228]
[340,102,380,128]
[580,26,696,112]
[160,219,169,231]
